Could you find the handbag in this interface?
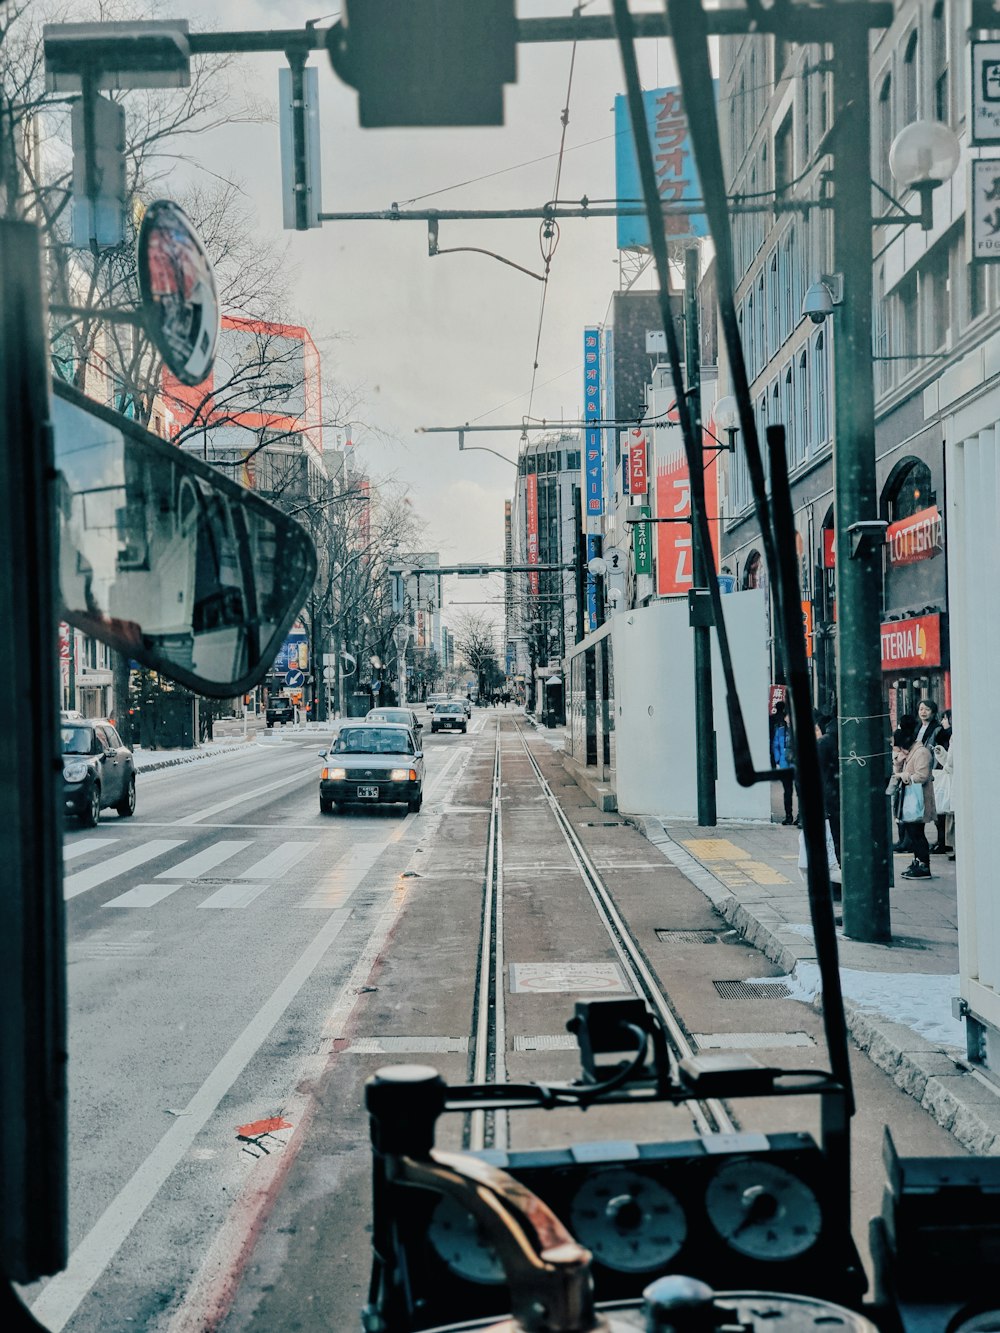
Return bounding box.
[901,780,925,823]
[932,769,952,815]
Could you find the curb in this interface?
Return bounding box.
[635,816,1000,1155]
[135,740,257,774]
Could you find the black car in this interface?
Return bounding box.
[266,696,296,727]
[61,719,136,826]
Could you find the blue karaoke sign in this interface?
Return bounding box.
[583,325,603,517]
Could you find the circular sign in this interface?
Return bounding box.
[137,200,219,386]
[285,669,305,689]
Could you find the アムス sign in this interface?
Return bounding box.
[625,427,648,495]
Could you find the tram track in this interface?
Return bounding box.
[467,717,737,1148]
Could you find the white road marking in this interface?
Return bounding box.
[64,841,187,901]
[155,840,252,879]
[173,771,307,825]
[105,882,186,909]
[63,838,119,861]
[197,882,272,910]
[239,841,316,880]
[29,907,353,1332]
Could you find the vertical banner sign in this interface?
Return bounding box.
[626,426,648,495]
[583,326,603,515]
[525,472,540,594]
[614,87,712,249]
[586,534,601,632]
[654,424,719,595]
[633,504,652,575]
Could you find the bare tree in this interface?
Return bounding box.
[452,610,503,702]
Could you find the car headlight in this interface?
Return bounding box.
[323,768,347,780]
[390,768,418,782]
[64,761,90,783]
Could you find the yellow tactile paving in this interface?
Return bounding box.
[743,861,791,885]
[681,838,751,861]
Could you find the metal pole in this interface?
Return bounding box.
[685,248,717,827]
[832,30,891,942]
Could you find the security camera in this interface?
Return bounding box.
[801,281,834,324]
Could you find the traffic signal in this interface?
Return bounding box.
[328,0,516,127]
[70,91,126,249]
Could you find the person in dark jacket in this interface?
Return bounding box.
[815,712,840,862]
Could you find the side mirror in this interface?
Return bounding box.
[414,750,423,760]
[51,382,316,698]
[318,751,327,759]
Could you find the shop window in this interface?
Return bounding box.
[886,458,934,522]
[743,549,764,590]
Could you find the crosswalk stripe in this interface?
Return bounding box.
[64,838,119,862]
[105,882,186,909]
[198,882,272,910]
[64,840,187,901]
[155,841,252,880]
[240,841,316,880]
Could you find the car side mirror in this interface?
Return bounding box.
[414,750,423,760]
[318,751,327,759]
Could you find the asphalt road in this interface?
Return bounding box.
[20,717,489,1333]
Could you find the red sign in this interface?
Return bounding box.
[768,685,787,715]
[801,601,814,659]
[823,528,836,569]
[625,428,648,495]
[525,472,539,595]
[880,613,942,672]
[654,426,719,595]
[885,505,943,567]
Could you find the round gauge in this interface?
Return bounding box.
[705,1159,823,1261]
[949,1312,1000,1332]
[427,1195,505,1285]
[569,1168,688,1272]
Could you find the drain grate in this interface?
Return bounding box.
[655,928,722,944]
[693,1031,815,1050]
[713,980,793,1000]
[513,1035,578,1052]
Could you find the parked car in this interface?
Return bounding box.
[266,696,295,727]
[61,719,136,826]
[367,705,422,735]
[431,702,467,734]
[318,723,424,813]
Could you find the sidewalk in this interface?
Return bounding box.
[131,720,342,773]
[634,812,1000,1155]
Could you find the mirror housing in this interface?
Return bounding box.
[51,382,316,698]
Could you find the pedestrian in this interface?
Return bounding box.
[889,722,936,879]
[928,706,952,854]
[892,712,918,852]
[771,702,795,825]
[815,710,841,863]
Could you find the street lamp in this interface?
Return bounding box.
[713,394,740,453]
[888,120,961,229]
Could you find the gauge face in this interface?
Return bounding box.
[705,1159,823,1261]
[427,1195,505,1286]
[569,1168,687,1272]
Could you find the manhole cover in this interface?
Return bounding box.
[693,1031,815,1050]
[713,980,793,1000]
[509,962,632,995]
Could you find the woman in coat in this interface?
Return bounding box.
[891,724,936,879]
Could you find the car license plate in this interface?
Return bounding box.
[357,785,379,799]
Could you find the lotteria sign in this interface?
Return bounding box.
[885,505,943,566]
[880,613,942,672]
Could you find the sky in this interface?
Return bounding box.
[191,1,676,633]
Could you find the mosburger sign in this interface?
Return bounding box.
[885,504,943,567]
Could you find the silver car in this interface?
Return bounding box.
[319,723,424,814]
[366,705,423,736]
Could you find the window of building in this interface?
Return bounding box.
[876,75,893,196]
[801,57,812,162]
[932,2,949,123]
[767,250,779,357]
[566,449,581,471]
[902,30,919,129]
[773,33,789,87]
[746,292,756,377]
[756,271,766,368]
[797,348,810,456]
[811,330,828,445]
[774,114,794,198]
[873,264,890,398]
[896,271,918,367]
[886,459,934,523]
[920,240,951,352]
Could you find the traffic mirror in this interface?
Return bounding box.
[51,380,316,697]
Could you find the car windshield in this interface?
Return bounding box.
[61,726,93,755]
[332,727,412,755]
[439,704,462,714]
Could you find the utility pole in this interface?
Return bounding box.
[685,247,717,826]
[573,486,586,644]
[831,29,891,942]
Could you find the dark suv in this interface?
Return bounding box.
[266,696,296,727]
[61,719,136,826]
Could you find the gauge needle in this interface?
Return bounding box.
[733,1187,780,1236]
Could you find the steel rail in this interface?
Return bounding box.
[468,722,505,1151]
[513,722,736,1137]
